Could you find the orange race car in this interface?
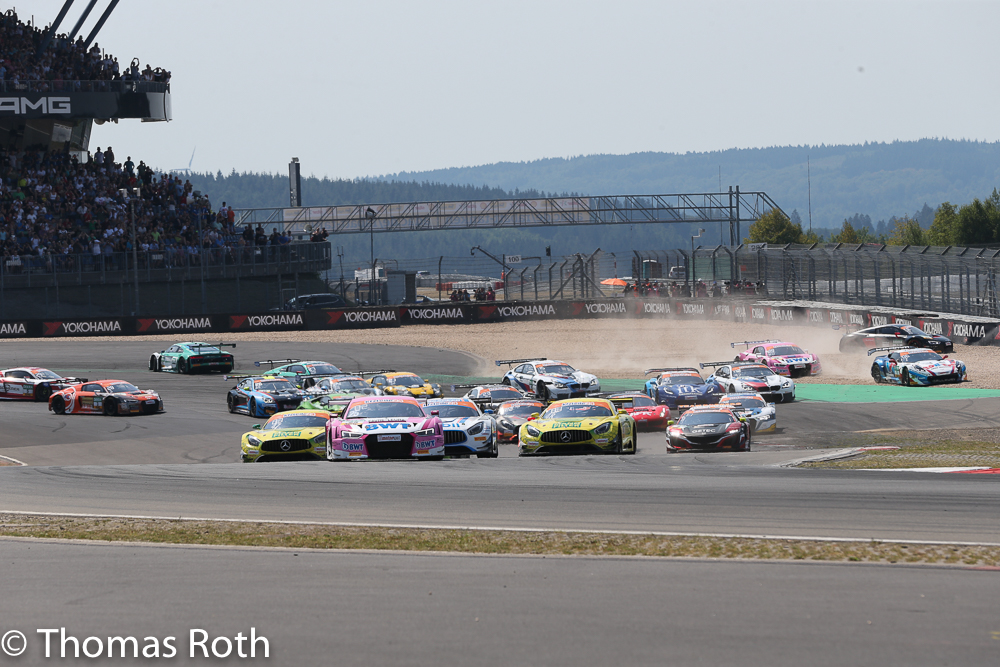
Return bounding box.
[48,379,164,416]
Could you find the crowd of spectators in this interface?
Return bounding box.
[0,9,170,88]
[622,279,766,298]
[450,286,495,301]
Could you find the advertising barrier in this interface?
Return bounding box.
[475,302,560,322]
[400,304,471,323]
[307,306,401,329]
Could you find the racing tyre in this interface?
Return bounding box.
[871,365,883,384]
[34,385,52,402]
[51,395,66,415]
[103,398,118,416]
[627,434,637,455]
[149,355,159,371]
[227,395,236,414]
[177,358,188,375]
[478,441,499,459]
[537,382,550,402]
[501,377,511,386]
[613,433,625,455]
[249,398,258,417]
[901,368,912,387]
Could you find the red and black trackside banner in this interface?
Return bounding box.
[675,301,708,318]
[947,320,997,345]
[307,306,401,329]
[566,300,630,318]
[400,304,471,323]
[475,302,560,322]
[135,316,218,334]
[631,299,673,318]
[228,312,307,332]
[42,318,130,336]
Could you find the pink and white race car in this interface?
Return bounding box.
[325,396,445,461]
[0,367,87,401]
[731,340,822,378]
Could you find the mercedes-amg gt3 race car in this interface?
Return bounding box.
[494,399,547,443]
[0,367,87,401]
[497,358,601,401]
[839,324,954,353]
[226,375,306,416]
[149,342,235,374]
[718,392,776,433]
[868,347,968,386]
[518,397,635,457]
[605,392,670,431]
[643,368,721,410]
[424,398,498,458]
[240,409,332,463]
[326,396,445,461]
[368,372,443,399]
[733,340,821,378]
[666,405,751,452]
[49,379,163,416]
[701,361,795,402]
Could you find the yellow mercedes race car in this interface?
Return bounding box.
[240,409,332,463]
[518,397,636,456]
[368,372,443,398]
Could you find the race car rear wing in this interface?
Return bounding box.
[867,346,920,356]
[354,369,397,376]
[699,361,769,369]
[449,383,513,391]
[730,340,780,349]
[190,343,236,352]
[644,367,700,375]
[253,358,300,369]
[495,358,546,367]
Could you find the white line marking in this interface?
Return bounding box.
[0,455,25,466]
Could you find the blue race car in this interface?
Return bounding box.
[226,375,307,417]
[868,347,968,386]
[643,367,721,410]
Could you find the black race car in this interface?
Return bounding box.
[838,324,953,353]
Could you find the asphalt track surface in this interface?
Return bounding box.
[3,340,1000,666]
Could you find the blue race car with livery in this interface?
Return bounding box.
[226,375,306,417]
[643,367,720,411]
[868,347,968,386]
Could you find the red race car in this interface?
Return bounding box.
[606,392,670,430]
[0,367,87,402]
[49,379,164,416]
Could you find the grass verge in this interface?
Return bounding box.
[0,514,997,566]
[799,431,1000,469]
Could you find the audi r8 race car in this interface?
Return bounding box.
[700,361,795,402]
[49,379,163,416]
[732,340,821,377]
[604,392,670,431]
[240,409,332,463]
[456,384,528,412]
[643,368,720,410]
[666,405,751,452]
[718,392,776,433]
[494,399,547,443]
[325,396,445,461]
[869,347,968,386]
[298,393,356,416]
[424,398,498,458]
[518,397,635,457]
[839,324,954,353]
[226,375,306,417]
[257,360,346,388]
[0,367,87,401]
[149,342,235,374]
[497,358,601,400]
[368,372,443,398]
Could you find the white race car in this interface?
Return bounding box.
[424,398,498,458]
[701,361,795,403]
[718,392,777,433]
[496,358,601,401]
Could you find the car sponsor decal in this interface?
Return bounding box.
[548,420,583,428]
[268,430,303,437]
[342,442,364,452]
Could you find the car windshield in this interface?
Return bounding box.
[538,364,575,376]
[104,382,139,393]
[34,370,62,380]
[678,412,733,426]
[427,404,479,418]
[306,363,342,375]
[325,379,370,393]
[389,375,425,387]
[769,346,805,356]
[612,395,654,408]
[345,401,424,419]
[263,414,329,430]
[485,388,523,401]
[498,402,544,417]
[899,351,943,363]
[733,366,773,378]
[660,374,703,385]
[256,380,296,393]
[901,326,927,336]
[723,398,766,410]
[541,403,613,419]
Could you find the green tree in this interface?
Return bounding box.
[926,202,958,246]
[830,220,860,244]
[887,215,925,245]
[954,189,1000,246]
[748,209,804,244]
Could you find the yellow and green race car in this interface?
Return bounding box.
[368,372,443,398]
[240,409,331,462]
[518,397,636,456]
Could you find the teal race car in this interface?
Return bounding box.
[256,359,346,388]
[149,342,236,374]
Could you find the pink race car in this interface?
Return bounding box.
[732,340,821,378]
[325,396,445,461]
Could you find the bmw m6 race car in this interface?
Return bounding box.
[494,399,547,443]
[149,342,235,374]
[666,405,751,452]
[424,398,498,458]
[457,384,529,412]
[49,379,164,416]
[226,375,306,416]
[0,367,87,401]
[839,324,954,353]
[256,360,346,388]
[700,361,795,402]
[733,340,821,378]
[868,347,968,386]
[643,368,720,410]
[604,392,670,431]
[325,396,445,461]
[368,372,443,399]
[240,409,332,463]
[718,392,776,433]
[518,397,635,457]
[497,358,601,401]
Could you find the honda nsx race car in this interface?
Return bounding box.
[240,409,332,462]
[226,375,306,416]
[369,372,443,398]
[149,342,235,374]
[518,397,636,457]
[701,361,795,402]
[49,379,163,416]
[326,396,445,460]
[424,398,498,458]
[869,347,968,386]
[457,384,528,412]
[494,399,547,443]
[666,405,751,452]
[733,340,821,377]
[643,368,721,410]
[257,360,345,388]
[605,392,670,431]
[839,324,954,353]
[718,393,776,433]
[497,358,601,400]
[0,367,87,401]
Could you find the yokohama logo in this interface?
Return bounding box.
[921,321,943,335]
[343,310,397,323]
[229,314,303,329]
[953,323,986,339]
[138,317,212,332]
[644,302,668,314]
[770,309,794,321]
[734,305,747,319]
[829,312,844,324]
[714,304,731,316]
[751,308,765,320]
[0,322,27,335]
[893,317,912,326]
[497,304,555,317]
[869,315,888,326]
[850,313,864,325]
[43,320,122,335]
[808,311,825,322]
[408,308,463,320]
[679,303,704,315]
[585,302,626,314]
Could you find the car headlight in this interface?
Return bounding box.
[593,422,612,435]
[414,427,436,436]
[261,395,275,403]
[467,421,485,435]
[554,382,567,388]
[311,434,326,445]
[246,435,262,447]
[782,378,792,387]
[499,418,514,429]
[524,425,541,438]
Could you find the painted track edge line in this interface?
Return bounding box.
[0,454,26,466]
[1,509,998,548]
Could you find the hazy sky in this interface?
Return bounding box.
[19,0,1000,180]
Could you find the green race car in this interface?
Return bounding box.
[256,360,346,388]
[518,397,636,456]
[149,342,235,374]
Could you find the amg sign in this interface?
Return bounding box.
[0,96,71,115]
